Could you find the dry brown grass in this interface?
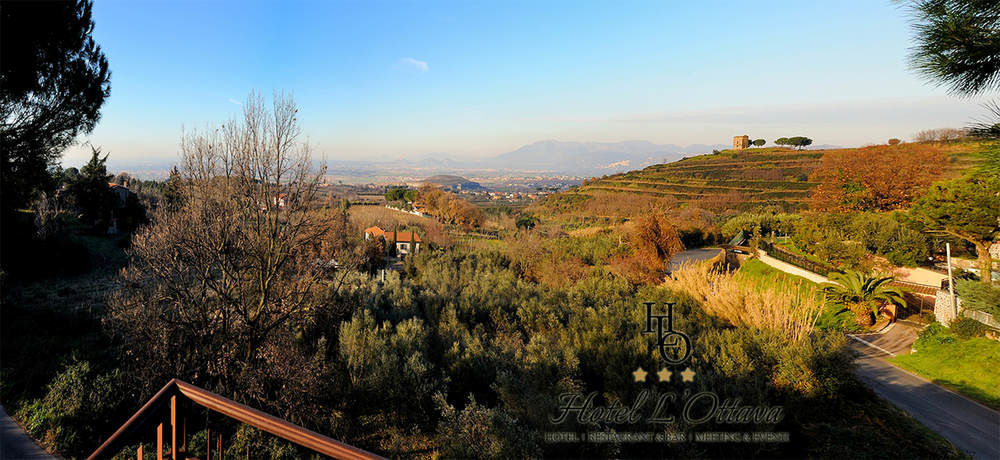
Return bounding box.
[662,262,824,343]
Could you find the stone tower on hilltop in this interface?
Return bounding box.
[733,135,750,150]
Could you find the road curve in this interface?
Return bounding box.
[851,341,1000,459]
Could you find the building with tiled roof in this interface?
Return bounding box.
[363,226,421,255]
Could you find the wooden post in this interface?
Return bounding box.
[218,434,223,460]
[183,418,187,453]
[137,444,143,460]
[206,428,210,460]
[170,395,177,460]
[156,423,163,460]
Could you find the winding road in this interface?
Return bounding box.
[851,324,1000,459]
[745,248,1000,459]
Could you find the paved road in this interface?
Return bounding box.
[850,327,1000,460]
[0,404,55,459]
[851,321,919,356]
[668,248,723,272]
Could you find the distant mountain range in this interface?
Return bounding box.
[112,140,843,179]
[484,140,726,173]
[322,140,730,176]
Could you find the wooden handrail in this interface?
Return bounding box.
[89,379,382,460]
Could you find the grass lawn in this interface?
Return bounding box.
[738,258,858,332]
[891,333,1000,411]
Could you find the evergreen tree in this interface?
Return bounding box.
[910,173,1000,284]
[162,166,184,212]
[1,0,111,212]
[69,145,114,229]
[907,0,1000,95]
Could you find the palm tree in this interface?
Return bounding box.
[822,271,907,327]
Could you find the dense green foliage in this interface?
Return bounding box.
[910,168,1000,283]
[721,210,800,239]
[949,317,989,339]
[956,279,1000,321]
[2,244,967,458]
[385,186,418,202]
[774,137,813,149]
[66,147,115,229]
[791,212,932,269]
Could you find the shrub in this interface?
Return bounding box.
[16,360,126,456]
[914,322,955,349]
[956,279,1000,321]
[434,394,539,458]
[721,211,800,239]
[950,317,988,339]
[888,138,901,145]
[849,212,931,266]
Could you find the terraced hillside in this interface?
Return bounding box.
[531,143,987,220]
[590,148,822,208]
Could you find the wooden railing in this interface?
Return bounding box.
[88,379,382,460]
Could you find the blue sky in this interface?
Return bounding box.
[66,0,997,168]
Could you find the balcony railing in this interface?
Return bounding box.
[88,379,382,460]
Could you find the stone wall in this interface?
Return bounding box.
[934,288,1000,329]
[934,289,960,324]
[966,309,1000,329]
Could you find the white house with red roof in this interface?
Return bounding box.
[364,226,421,255]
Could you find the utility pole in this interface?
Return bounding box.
[946,243,957,320]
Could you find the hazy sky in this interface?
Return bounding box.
[65,0,997,168]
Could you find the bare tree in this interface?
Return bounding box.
[107,92,334,417]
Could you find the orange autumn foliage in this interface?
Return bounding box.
[808,144,947,212]
[611,212,685,284]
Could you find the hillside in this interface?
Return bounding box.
[531,143,987,220]
[591,147,823,209]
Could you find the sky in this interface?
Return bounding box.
[65,0,998,168]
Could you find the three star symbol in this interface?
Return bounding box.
[631,366,697,383]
